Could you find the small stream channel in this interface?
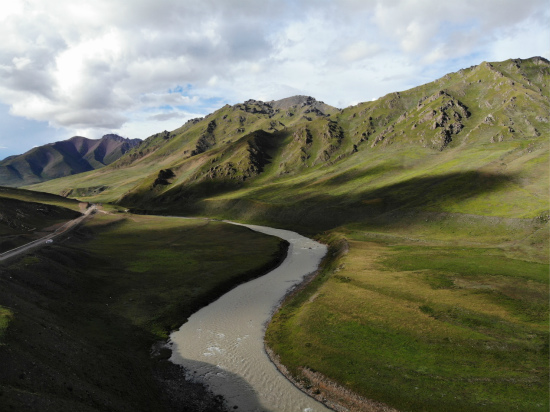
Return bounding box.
[169,222,332,412]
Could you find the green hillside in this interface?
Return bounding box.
[28,57,548,227]
[0,213,286,412]
[25,56,550,412]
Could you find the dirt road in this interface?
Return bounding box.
[0,205,96,262]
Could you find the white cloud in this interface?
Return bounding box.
[0,0,548,155]
[340,41,381,63]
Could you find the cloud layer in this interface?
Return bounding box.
[0,0,548,147]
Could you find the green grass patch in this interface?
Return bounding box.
[80,214,287,338]
[266,238,549,412]
[381,245,549,284]
[0,186,81,210]
[0,306,13,342]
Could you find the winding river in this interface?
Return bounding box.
[169,222,331,412]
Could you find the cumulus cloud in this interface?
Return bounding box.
[0,0,548,149]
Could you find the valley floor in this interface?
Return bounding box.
[0,212,287,412]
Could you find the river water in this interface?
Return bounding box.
[169,223,331,412]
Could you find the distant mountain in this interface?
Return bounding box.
[0,134,141,187]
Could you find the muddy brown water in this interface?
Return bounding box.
[169,223,332,412]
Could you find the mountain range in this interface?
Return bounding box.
[0,134,141,187]
[21,56,548,233]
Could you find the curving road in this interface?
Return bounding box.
[0,206,96,262]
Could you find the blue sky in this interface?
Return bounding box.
[1,0,549,159]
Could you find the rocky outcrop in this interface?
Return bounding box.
[203,131,273,182]
[416,91,470,150]
[191,120,218,156]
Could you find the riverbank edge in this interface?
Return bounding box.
[263,236,399,412]
[160,234,291,409]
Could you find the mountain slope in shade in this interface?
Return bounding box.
[0,186,81,252]
[0,134,141,187]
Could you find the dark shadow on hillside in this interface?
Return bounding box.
[153,171,518,233]
[309,163,405,188]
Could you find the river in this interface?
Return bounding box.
[169,222,332,412]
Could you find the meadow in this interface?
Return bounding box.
[266,227,548,412]
[0,187,82,252]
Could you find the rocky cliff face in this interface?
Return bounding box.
[0,134,141,187]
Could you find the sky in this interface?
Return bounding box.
[0,0,549,159]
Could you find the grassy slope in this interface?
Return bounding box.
[27,59,544,232]
[27,97,339,203]
[0,213,286,412]
[0,186,81,210]
[24,57,550,412]
[27,59,548,216]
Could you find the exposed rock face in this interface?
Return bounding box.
[202,131,274,182]
[415,91,470,150]
[191,120,218,156]
[320,120,345,161]
[230,96,333,120]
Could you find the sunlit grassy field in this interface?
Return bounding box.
[266,233,549,412]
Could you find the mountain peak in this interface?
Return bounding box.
[269,95,326,110]
[0,135,142,187]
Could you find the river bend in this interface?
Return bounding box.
[169,223,331,412]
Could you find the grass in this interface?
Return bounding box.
[0,188,83,252]
[15,57,550,412]
[0,186,81,210]
[81,214,287,337]
[0,306,13,342]
[381,246,549,284]
[266,238,549,412]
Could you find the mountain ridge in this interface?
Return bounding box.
[0,134,141,187]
